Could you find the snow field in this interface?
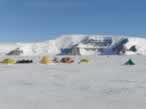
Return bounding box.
[0,55,146,109]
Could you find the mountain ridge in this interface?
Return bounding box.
[0,34,146,56]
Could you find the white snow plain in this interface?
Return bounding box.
[0,55,146,109]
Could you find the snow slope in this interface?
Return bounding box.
[125,37,146,55]
[0,34,146,56]
[0,43,18,55]
[0,55,146,109]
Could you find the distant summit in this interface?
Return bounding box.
[0,34,146,56]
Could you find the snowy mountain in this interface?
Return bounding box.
[0,34,146,56]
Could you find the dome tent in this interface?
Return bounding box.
[124,59,135,65]
[79,59,90,63]
[40,56,52,64]
[0,58,16,64]
[60,57,74,63]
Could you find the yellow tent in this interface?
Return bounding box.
[0,58,16,64]
[79,59,89,63]
[40,56,52,64]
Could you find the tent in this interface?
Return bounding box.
[0,58,16,64]
[60,57,74,63]
[79,59,89,63]
[124,59,135,65]
[40,56,52,64]
[16,60,33,64]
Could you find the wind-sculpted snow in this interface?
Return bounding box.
[0,34,146,56]
[125,38,146,55]
[0,55,146,109]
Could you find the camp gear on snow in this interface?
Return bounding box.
[79,59,89,63]
[40,56,52,64]
[53,57,60,63]
[16,60,33,64]
[60,57,74,63]
[124,59,135,65]
[0,58,16,64]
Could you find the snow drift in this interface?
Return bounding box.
[0,34,146,56]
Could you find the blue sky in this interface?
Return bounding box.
[0,0,146,42]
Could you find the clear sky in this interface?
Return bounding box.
[0,0,146,42]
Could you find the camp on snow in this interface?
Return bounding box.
[16,60,33,64]
[40,56,52,64]
[124,59,135,65]
[60,57,74,63]
[0,58,16,64]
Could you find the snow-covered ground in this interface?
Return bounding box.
[0,55,146,109]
